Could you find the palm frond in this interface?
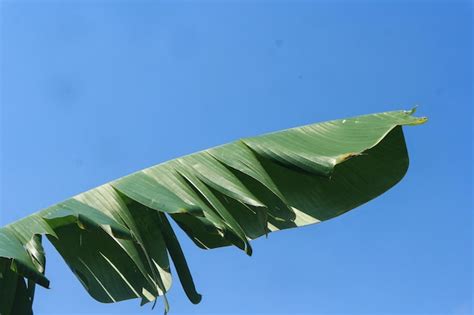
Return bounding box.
[0,109,426,314]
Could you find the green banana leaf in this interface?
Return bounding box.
[0,109,426,314]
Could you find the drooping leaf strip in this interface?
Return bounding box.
[0,110,426,314]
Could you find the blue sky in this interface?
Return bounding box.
[0,0,472,314]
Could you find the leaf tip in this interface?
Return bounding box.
[191,293,202,304]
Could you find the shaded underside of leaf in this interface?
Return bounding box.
[0,256,37,315]
[0,109,426,314]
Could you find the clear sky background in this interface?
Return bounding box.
[0,1,472,314]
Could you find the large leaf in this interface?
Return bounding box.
[0,109,426,314]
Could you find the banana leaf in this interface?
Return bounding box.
[0,109,426,314]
